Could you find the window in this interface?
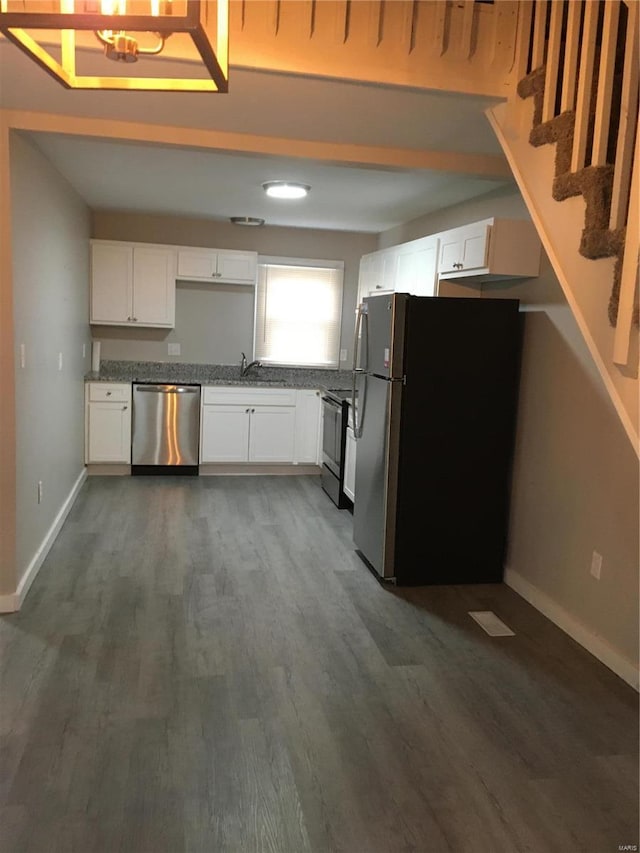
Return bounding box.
[254,257,344,368]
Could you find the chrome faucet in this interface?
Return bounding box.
[240,352,262,377]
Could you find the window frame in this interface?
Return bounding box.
[253,255,345,369]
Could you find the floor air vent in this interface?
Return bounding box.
[469,610,515,637]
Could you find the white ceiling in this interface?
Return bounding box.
[1,40,513,234]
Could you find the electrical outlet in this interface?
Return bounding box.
[590,550,602,580]
[20,343,26,369]
[168,343,181,356]
[340,348,347,362]
[37,481,43,504]
[57,352,63,371]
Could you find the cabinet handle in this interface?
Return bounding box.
[133,317,138,322]
[252,408,255,413]
[127,316,132,321]
[123,405,128,411]
[245,408,250,413]
[106,391,112,396]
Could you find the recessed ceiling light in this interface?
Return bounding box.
[262,181,311,200]
[230,216,265,226]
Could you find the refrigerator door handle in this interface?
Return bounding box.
[351,304,368,439]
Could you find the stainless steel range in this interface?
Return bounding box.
[320,388,353,509]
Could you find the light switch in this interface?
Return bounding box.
[168,343,181,356]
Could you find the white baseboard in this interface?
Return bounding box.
[0,592,18,612]
[504,567,639,692]
[0,469,88,614]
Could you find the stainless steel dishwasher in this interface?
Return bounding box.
[132,383,201,473]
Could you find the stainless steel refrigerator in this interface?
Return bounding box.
[351,293,521,586]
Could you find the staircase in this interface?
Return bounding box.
[487,0,639,452]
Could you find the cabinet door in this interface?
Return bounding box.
[249,407,296,462]
[87,402,131,463]
[343,426,356,501]
[395,237,438,296]
[200,405,250,462]
[358,250,395,305]
[132,247,176,327]
[176,248,218,280]
[90,242,132,324]
[438,233,465,275]
[380,248,399,292]
[439,223,490,274]
[461,224,490,271]
[294,390,322,464]
[216,251,257,284]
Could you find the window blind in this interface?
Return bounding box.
[254,260,344,368]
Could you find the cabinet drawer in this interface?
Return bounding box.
[202,386,296,406]
[88,383,131,402]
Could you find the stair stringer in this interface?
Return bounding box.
[487,98,639,455]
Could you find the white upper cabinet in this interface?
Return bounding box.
[394,235,439,296]
[437,218,541,281]
[357,219,541,303]
[357,247,399,304]
[358,236,439,303]
[90,242,132,325]
[132,246,176,326]
[176,247,257,285]
[439,221,490,275]
[90,240,176,328]
[176,248,217,279]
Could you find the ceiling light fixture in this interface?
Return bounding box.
[230,216,265,227]
[262,181,311,200]
[0,0,229,92]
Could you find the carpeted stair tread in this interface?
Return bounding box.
[529,111,575,176]
[517,67,546,127]
[518,64,631,328]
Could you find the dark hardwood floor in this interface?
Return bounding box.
[1,475,638,853]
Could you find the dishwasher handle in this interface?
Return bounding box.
[135,385,199,394]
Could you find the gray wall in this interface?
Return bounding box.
[379,187,640,672]
[11,132,92,583]
[92,212,377,367]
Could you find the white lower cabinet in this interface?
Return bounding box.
[293,390,322,464]
[343,425,356,502]
[249,407,296,462]
[85,383,323,468]
[85,383,131,463]
[201,405,250,462]
[200,387,303,464]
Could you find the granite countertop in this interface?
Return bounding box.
[85,360,353,391]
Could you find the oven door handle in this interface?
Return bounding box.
[321,396,342,411]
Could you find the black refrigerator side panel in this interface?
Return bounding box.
[394,297,521,585]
